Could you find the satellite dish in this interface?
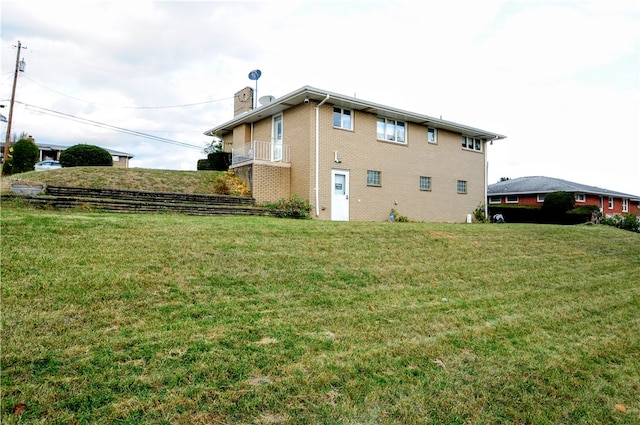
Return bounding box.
[259,95,275,106]
[248,69,261,80]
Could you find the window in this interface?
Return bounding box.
[377,118,406,143]
[622,199,629,212]
[489,196,502,204]
[427,128,437,143]
[537,194,546,202]
[333,107,353,130]
[506,195,519,203]
[575,193,586,202]
[608,197,614,209]
[461,136,483,152]
[367,170,381,186]
[457,180,467,194]
[420,176,431,191]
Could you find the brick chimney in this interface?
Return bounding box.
[234,86,254,116]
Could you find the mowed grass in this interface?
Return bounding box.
[1,204,639,424]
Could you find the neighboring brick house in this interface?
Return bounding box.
[35,142,134,168]
[487,176,640,216]
[204,86,506,222]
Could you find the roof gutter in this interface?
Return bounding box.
[315,94,330,217]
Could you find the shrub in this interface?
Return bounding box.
[266,195,312,219]
[389,208,409,222]
[207,152,232,171]
[8,138,40,174]
[59,144,113,167]
[473,203,488,223]
[212,170,250,196]
[542,191,575,223]
[197,159,214,170]
[602,214,640,233]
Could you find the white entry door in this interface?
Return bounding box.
[331,169,349,221]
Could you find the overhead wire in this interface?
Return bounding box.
[19,74,234,109]
[20,102,204,150]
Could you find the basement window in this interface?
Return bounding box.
[420,176,432,191]
[367,170,381,186]
[457,180,467,194]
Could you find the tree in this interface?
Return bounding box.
[59,144,113,167]
[4,136,40,175]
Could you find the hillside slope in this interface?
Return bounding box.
[1,167,223,194]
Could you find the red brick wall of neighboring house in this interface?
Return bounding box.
[490,193,640,215]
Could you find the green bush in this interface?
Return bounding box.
[266,195,312,219]
[207,152,232,171]
[389,208,409,222]
[602,214,640,233]
[8,138,40,174]
[197,159,214,170]
[59,144,113,167]
[473,203,488,223]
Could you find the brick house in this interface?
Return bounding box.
[204,86,506,222]
[1,141,134,168]
[487,176,640,216]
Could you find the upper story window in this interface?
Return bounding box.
[427,128,437,144]
[462,136,483,152]
[377,118,406,144]
[333,107,353,130]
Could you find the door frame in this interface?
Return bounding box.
[331,169,350,221]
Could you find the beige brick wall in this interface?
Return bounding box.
[227,100,488,222]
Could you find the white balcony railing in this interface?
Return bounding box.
[231,140,290,165]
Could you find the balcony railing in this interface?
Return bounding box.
[231,140,290,165]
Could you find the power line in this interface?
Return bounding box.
[20,75,233,109]
[20,102,204,150]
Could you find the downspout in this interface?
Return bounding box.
[314,94,330,217]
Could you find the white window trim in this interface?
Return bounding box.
[461,136,483,152]
[377,117,407,144]
[506,195,519,203]
[427,127,437,144]
[622,199,629,212]
[608,197,614,209]
[333,107,353,130]
[420,176,431,191]
[536,194,546,203]
[575,193,586,203]
[489,196,502,204]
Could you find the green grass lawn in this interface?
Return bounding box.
[1,203,639,424]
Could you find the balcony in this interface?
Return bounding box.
[231,140,290,165]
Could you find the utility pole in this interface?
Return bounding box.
[3,41,26,163]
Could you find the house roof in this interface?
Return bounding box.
[35,142,134,158]
[204,85,507,141]
[488,176,640,201]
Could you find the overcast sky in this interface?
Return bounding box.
[2,0,639,195]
